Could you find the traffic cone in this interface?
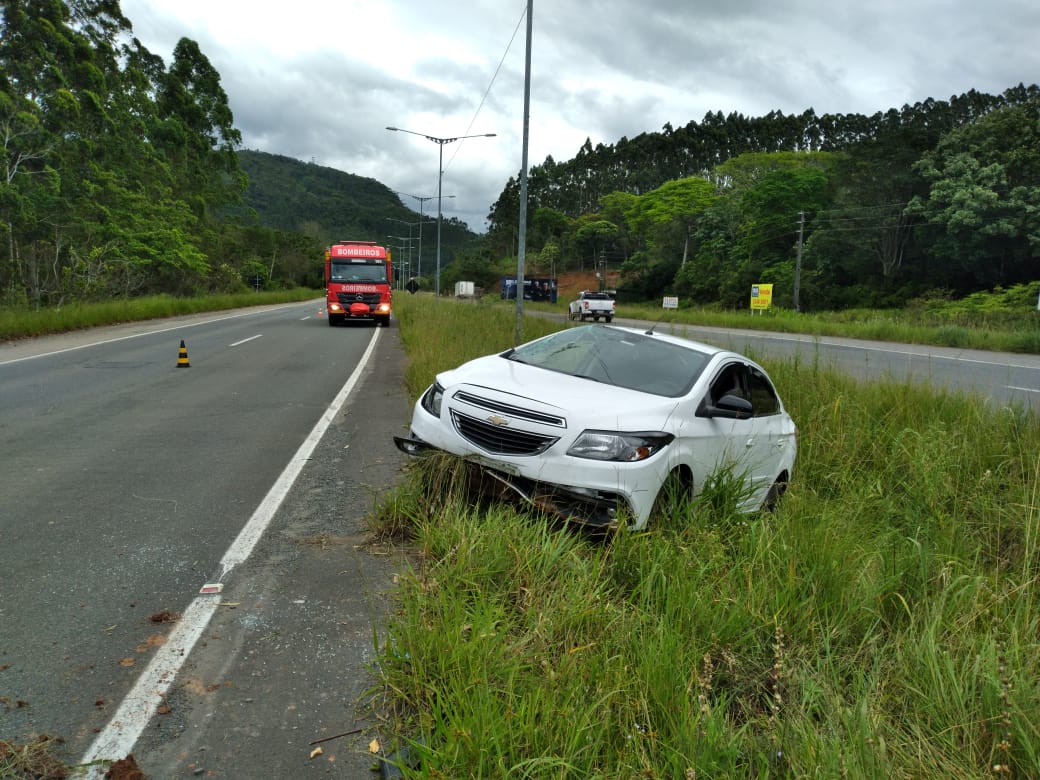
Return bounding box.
[177,340,190,368]
[318,307,324,317]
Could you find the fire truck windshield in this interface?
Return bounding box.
[330,262,388,283]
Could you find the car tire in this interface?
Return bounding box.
[763,474,789,512]
[650,468,692,525]
[605,316,612,323]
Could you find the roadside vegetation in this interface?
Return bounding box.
[0,289,318,343]
[370,294,1040,778]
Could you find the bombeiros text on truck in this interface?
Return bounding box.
[324,240,393,327]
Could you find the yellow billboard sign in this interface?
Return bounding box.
[750,284,773,310]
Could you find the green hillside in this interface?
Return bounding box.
[236,150,479,273]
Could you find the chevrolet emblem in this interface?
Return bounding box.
[486,415,509,426]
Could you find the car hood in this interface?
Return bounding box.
[436,354,679,428]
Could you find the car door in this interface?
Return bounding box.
[668,360,756,503]
[743,364,796,507]
[692,360,790,510]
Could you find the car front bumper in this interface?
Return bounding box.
[393,425,664,529]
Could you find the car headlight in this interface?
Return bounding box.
[420,382,444,418]
[567,430,674,462]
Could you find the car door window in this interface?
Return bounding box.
[748,367,780,417]
[709,363,748,405]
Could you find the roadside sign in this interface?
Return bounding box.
[662,296,678,309]
[751,284,773,312]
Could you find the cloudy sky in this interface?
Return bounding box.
[120,0,1039,232]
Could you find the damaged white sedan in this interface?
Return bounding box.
[394,324,797,530]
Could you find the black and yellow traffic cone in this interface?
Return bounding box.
[177,339,190,368]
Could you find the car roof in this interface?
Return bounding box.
[599,324,726,357]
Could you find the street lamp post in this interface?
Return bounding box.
[394,192,452,286]
[386,127,496,297]
[387,234,418,288]
[387,217,419,284]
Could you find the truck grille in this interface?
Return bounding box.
[336,291,381,305]
[451,410,559,456]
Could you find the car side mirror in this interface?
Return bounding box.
[696,394,753,419]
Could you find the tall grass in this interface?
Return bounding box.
[371,294,1040,777]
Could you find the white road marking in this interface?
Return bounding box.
[79,327,382,775]
[228,334,262,347]
[1007,385,1040,394]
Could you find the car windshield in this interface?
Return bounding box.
[505,326,710,397]
[330,262,387,283]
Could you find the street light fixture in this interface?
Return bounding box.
[386,127,496,297]
[386,217,419,282]
[394,191,453,285]
[387,233,418,288]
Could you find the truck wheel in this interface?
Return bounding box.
[579,313,586,322]
[327,315,340,327]
[593,315,599,322]
[377,315,390,328]
[605,316,613,323]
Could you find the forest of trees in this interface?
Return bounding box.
[0,0,328,308]
[486,86,1040,310]
[4,1,1037,313]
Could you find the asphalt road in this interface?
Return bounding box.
[607,315,1040,411]
[2,303,1037,778]
[0,302,412,777]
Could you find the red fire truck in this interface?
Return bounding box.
[324,241,393,327]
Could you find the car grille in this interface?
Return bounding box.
[336,291,381,305]
[452,391,566,427]
[450,410,559,456]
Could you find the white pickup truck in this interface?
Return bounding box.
[568,290,615,322]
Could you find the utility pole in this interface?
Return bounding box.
[513,0,533,345]
[793,210,804,312]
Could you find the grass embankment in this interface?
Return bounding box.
[371,294,1040,777]
[0,288,319,342]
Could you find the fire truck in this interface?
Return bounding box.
[324,241,393,327]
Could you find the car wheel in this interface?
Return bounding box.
[763,474,789,512]
[605,316,612,323]
[650,468,692,526]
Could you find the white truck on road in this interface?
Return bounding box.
[568,290,615,322]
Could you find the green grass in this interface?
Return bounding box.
[370,294,1040,778]
[0,288,319,342]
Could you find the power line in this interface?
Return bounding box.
[444,3,528,173]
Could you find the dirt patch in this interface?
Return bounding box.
[105,753,147,779]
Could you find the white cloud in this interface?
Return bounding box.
[121,0,1040,232]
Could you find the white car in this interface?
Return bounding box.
[394,324,797,530]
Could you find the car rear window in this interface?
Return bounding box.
[505,326,709,397]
